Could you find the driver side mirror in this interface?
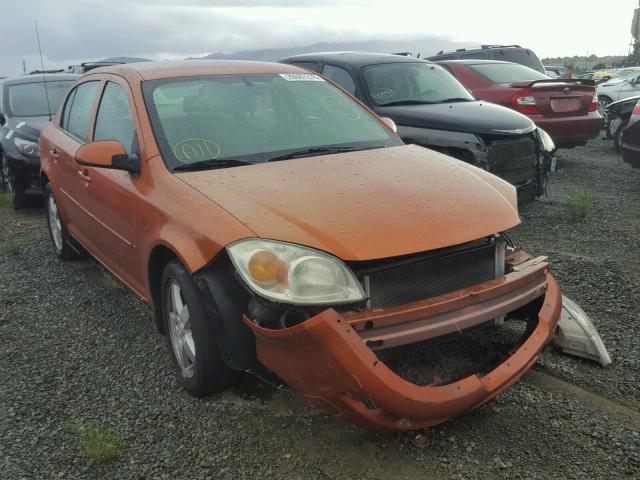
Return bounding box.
[379,116,397,133]
[75,140,140,174]
[0,113,5,126]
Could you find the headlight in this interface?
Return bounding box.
[537,127,556,153]
[14,137,40,157]
[226,239,366,305]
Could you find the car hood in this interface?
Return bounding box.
[375,101,535,136]
[7,116,49,142]
[176,145,519,261]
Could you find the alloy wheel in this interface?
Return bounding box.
[166,280,196,379]
[47,194,63,252]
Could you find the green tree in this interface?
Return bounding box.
[593,62,606,70]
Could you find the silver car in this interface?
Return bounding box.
[597,70,640,107]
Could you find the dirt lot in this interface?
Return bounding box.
[1,138,639,479]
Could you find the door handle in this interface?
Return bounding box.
[49,148,59,162]
[78,169,91,185]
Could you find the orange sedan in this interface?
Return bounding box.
[40,60,561,431]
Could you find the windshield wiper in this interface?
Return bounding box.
[378,100,435,107]
[439,97,473,103]
[172,158,253,171]
[266,145,382,162]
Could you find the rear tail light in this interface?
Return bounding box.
[632,99,640,120]
[510,89,539,114]
[588,92,599,112]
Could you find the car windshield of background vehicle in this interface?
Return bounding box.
[362,63,474,106]
[8,81,76,117]
[468,63,549,84]
[143,74,401,170]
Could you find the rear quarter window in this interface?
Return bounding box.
[468,63,549,84]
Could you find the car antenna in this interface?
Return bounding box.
[34,19,52,121]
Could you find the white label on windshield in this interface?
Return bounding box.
[5,130,13,140]
[16,121,25,129]
[279,73,324,82]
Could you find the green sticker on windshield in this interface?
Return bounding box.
[173,139,221,163]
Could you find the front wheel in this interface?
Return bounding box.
[0,154,9,192]
[598,96,612,109]
[614,120,628,153]
[161,259,235,396]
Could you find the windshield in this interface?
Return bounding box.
[143,74,401,170]
[468,63,549,84]
[362,63,474,106]
[8,81,75,117]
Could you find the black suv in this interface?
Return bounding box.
[281,52,555,203]
[427,45,545,74]
[0,73,78,207]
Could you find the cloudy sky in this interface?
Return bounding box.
[2,0,637,76]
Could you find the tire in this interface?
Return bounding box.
[9,174,28,210]
[614,120,628,153]
[0,153,9,192]
[45,183,80,260]
[161,259,235,396]
[598,96,612,109]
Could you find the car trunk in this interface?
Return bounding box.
[511,80,594,117]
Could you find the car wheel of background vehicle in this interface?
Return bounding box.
[9,173,27,210]
[0,153,9,192]
[45,183,80,260]
[614,121,628,153]
[598,96,612,109]
[161,259,235,396]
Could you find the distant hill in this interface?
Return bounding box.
[201,38,478,62]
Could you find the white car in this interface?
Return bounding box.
[597,71,640,107]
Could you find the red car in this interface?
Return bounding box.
[438,60,602,148]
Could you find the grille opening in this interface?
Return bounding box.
[353,238,503,309]
[377,299,540,387]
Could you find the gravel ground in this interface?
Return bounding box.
[1,138,639,479]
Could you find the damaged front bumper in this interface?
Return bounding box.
[243,259,562,431]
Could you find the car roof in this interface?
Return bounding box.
[435,59,518,66]
[83,59,307,81]
[282,52,430,67]
[1,73,80,85]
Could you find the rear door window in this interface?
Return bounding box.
[93,82,136,154]
[468,63,549,84]
[63,81,100,142]
[322,64,357,96]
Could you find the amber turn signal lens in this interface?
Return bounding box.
[248,250,288,286]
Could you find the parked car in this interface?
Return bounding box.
[575,71,618,85]
[427,45,545,74]
[281,52,555,203]
[603,95,640,151]
[597,71,640,107]
[0,72,79,207]
[40,60,562,431]
[544,65,573,79]
[438,59,602,148]
[621,98,640,168]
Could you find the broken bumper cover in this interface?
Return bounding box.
[243,263,562,431]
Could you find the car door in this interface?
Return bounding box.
[81,77,147,293]
[617,74,640,101]
[48,80,101,245]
